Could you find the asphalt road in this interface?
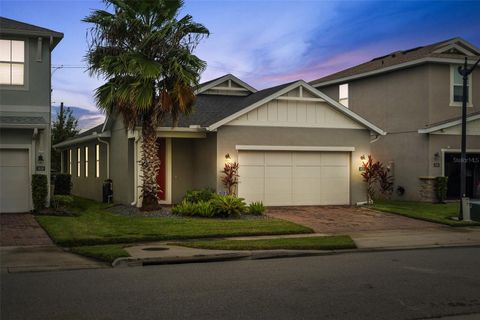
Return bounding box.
[2,247,480,320]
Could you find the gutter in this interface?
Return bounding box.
[53,131,111,149]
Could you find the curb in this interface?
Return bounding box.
[112,243,480,268]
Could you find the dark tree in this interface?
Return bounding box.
[51,102,79,172]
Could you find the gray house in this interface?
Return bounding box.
[54,75,385,207]
[311,38,480,201]
[0,17,63,212]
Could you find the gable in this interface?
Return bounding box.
[430,118,480,136]
[226,84,364,130]
[197,74,257,96]
[434,42,479,56]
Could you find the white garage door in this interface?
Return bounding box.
[238,151,350,206]
[0,149,31,213]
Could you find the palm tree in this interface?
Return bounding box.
[84,0,209,210]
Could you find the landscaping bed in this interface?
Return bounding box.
[372,200,480,226]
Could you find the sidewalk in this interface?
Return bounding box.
[114,226,480,267]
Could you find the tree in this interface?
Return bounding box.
[51,102,79,172]
[84,0,209,210]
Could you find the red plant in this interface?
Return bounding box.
[361,155,382,203]
[377,166,394,198]
[221,161,239,195]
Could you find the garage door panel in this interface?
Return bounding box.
[265,152,292,166]
[294,153,321,166]
[238,152,264,165]
[240,166,264,178]
[265,166,291,178]
[293,167,321,178]
[0,149,30,213]
[321,153,349,166]
[321,166,349,178]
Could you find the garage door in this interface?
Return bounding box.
[238,151,350,206]
[0,149,31,213]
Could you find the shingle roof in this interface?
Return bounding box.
[424,111,480,129]
[311,38,480,86]
[0,116,46,125]
[0,17,63,48]
[68,124,103,140]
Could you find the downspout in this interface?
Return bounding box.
[130,133,140,207]
[97,137,110,179]
[370,134,381,144]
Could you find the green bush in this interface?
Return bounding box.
[211,195,247,218]
[172,200,215,217]
[51,195,74,209]
[183,188,216,203]
[32,174,48,211]
[247,201,265,215]
[435,176,448,203]
[54,174,72,195]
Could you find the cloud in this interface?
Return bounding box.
[52,105,105,131]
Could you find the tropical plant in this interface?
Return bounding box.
[247,201,265,215]
[84,0,209,210]
[183,188,216,203]
[51,102,79,172]
[221,161,240,195]
[51,195,74,209]
[377,166,394,199]
[435,176,448,203]
[211,195,246,217]
[172,199,214,217]
[360,155,382,204]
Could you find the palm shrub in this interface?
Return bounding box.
[247,201,265,215]
[31,174,48,211]
[172,199,214,217]
[211,195,247,218]
[84,0,209,211]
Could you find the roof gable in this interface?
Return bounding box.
[418,112,480,134]
[0,17,63,48]
[196,74,257,96]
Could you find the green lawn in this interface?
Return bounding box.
[71,244,130,263]
[36,198,313,247]
[169,235,356,251]
[372,200,480,226]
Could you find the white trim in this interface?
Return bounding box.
[196,74,257,94]
[0,123,47,129]
[434,43,476,56]
[53,131,111,148]
[313,57,480,87]
[157,138,172,205]
[418,113,480,134]
[433,38,480,55]
[207,80,386,135]
[235,145,355,152]
[276,96,325,102]
[206,86,250,92]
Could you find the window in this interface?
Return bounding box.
[84,147,89,177]
[0,39,25,85]
[77,148,81,177]
[339,83,349,108]
[95,144,100,178]
[68,149,72,174]
[451,65,472,106]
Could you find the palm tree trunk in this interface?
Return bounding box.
[140,116,161,211]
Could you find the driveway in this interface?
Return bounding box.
[1,213,53,246]
[267,206,441,234]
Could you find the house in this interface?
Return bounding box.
[0,17,63,212]
[53,74,386,206]
[311,38,480,201]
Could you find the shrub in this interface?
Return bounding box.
[54,174,72,195]
[32,174,48,211]
[247,201,265,215]
[435,176,448,203]
[172,200,215,217]
[51,195,74,209]
[183,188,216,204]
[360,155,382,203]
[211,195,246,217]
[377,167,394,199]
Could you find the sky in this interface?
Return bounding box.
[1,0,480,130]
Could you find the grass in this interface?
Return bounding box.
[169,235,356,251]
[372,200,480,226]
[36,197,313,247]
[71,244,130,263]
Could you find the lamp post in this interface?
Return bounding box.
[458,57,480,220]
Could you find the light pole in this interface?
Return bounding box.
[458,57,480,220]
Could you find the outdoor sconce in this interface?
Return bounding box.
[225,153,232,163]
[434,152,440,161]
[38,154,44,162]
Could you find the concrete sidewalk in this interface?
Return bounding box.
[114,226,480,267]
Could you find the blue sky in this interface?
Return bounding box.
[2,0,480,130]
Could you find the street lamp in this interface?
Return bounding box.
[458,56,480,220]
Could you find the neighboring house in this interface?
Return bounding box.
[311,38,480,201]
[54,74,385,206]
[0,17,63,212]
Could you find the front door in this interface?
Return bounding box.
[156,138,166,200]
[444,152,480,199]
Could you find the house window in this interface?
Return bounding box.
[451,65,472,106]
[95,144,100,178]
[339,83,349,107]
[68,149,72,174]
[77,148,81,177]
[0,39,25,85]
[84,146,89,177]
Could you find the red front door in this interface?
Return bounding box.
[156,138,166,200]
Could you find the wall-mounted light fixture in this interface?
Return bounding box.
[225,153,232,164]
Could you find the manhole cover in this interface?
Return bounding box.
[142,247,169,251]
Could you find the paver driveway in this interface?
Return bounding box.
[0,213,53,246]
[267,206,440,234]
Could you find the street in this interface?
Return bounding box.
[1,247,480,320]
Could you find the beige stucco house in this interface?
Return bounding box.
[54,75,385,206]
[0,17,63,212]
[311,38,480,201]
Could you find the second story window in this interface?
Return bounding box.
[339,83,349,108]
[451,65,472,107]
[0,39,25,86]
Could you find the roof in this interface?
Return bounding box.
[311,38,480,87]
[196,74,257,94]
[418,111,480,134]
[53,124,110,148]
[71,124,104,139]
[0,17,63,49]
[0,116,47,128]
